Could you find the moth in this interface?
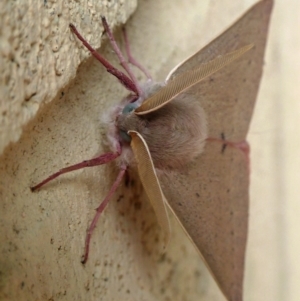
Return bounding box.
[31,0,273,300]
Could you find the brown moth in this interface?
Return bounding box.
[31,1,273,300]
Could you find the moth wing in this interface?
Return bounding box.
[159,1,273,301]
[129,130,171,242]
[167,0,272,88]
[159,144,248,301]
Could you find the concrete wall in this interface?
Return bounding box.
[0,0,299,300]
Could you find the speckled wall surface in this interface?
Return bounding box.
[0,0,137,154]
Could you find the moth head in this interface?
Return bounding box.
[116,82,163,143]
[116,102,139,143]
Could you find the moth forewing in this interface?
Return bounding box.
[167,0,273,83]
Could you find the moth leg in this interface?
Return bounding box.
[82,164,127,264]
[30,150,121,192]
[69,23,138,94]
[206,135,250,171]
[101,17,143,96]
[122,26,152,80]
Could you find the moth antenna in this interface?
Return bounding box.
[135,45,253,115]
[69,23,138,94]
[81,165,127,264]
[101,17,143,96]
[30,147,121,191]
[122,26,152,80]
[129,131,171,242]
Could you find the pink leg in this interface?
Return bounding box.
[207,136,250,172]
[31,151,121,191]
[101,17,143,96]
[81,164,127,264]
[69,24,138,95]
[122,27,152,80]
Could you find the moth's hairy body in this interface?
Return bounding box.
[113,83,207,170]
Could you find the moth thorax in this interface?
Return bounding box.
[116,97,207,170]
[142,98,207,170]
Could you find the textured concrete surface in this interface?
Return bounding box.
[0,0,137,154]
[1,0,299,300]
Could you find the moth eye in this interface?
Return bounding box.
[122,103,138,114]
[119,130,132,142]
